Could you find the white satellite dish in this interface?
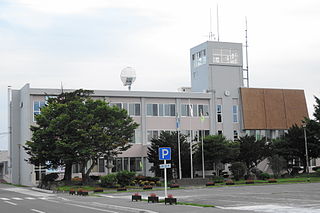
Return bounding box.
[120,67,136,91]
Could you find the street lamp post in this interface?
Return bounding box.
[303,124,309,174]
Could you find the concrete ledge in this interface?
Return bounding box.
[31,187,54,194]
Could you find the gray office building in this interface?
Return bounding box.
[8,40,309,186]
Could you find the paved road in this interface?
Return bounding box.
[0,183,230,213]
[1,182,320,213]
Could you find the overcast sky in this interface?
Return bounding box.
[1,0,319,150]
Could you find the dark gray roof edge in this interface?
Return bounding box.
[29,88,211,99]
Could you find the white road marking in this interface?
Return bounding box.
[91,202,159,213]
[4,201,17,206]
[66,203,120,213]
[2,187,54,197]
[12,197,23,200]
[31,209,46,213]
[25,197,36,200]
[0,197,10,200]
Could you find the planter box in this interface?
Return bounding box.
[169,184,179,188]
[132,195,142,201]
[147,196,159,203]
[268,179,277,183]
[117,188,127,191]
[165,197,177,205]
[77,190,89,196]
[206,182,215,186]
[226,182,235,185]
[69,190,76,195]
[143,186,153,190]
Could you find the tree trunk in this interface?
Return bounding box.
[80,161,87,184]
[64,162,73,182]
[85,159,97,181]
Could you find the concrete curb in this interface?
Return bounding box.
[31,187,54,194]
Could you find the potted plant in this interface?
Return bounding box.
[81,190,89,196]
[245,179,254,184]
[226,180,235,185]
[267,178,277,183]
[165,194,177,205]
[131,192,142,201]
[169,183,180,188]
[117,187,127,191]
[69,188,76,195]
[77,188,83,195]
[206,181,215,186]
[147,193,159,203]
[143,185,153,190]
[94,188,104,193]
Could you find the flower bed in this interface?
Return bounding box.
[143,185,153,190]
[225,180,235,185]
[268,178,277,183]
[131,193,142,201]
[169,184,180,188]
[206,182,215,186]
[245,180,254,184]
[165,194,177,205]
[148,193,159,203]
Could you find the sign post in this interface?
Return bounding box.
[159,147,171,198]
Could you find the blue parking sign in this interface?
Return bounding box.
[159,147,171,160]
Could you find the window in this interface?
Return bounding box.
[164,104,176,116]
[192,49,207,67]
[181,104,197,117]
[98,159,105,172]
[110,102,122,108]
[33,101,46,121]
[233,130,239,140]
[232,105,238,123]
[218,130,223,135]
[213,48,240,65]
[147,130,159,143]
[147,104,158,116]
[198,104,209,116]
[129,103,140,116]
[216,105,222,123]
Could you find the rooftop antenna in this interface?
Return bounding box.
[216,4,220,42]
[209,8,214,40]
[244,17,249,87]
[120,67,136,91]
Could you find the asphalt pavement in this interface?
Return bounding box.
[0,182,320,213]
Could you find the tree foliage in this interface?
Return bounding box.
[24,90,138,183]
[147,131,190,179]
[237,135,271,173]
[193,135,236,175]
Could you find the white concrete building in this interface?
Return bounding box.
[8,40,309,186]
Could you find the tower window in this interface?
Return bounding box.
[216,104,222,123]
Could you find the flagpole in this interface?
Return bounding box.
[201,119,205,179]
[176,114,182,179]
[189,99,193,179]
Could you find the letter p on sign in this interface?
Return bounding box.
[159,147,171,160]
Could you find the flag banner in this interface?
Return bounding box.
[200,112,205,122]
[189,104,193,117]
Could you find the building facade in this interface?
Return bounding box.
[8,41,309,186]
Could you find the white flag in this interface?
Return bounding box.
[189,104,193,117]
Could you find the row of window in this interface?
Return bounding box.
[216,104,238,123]
[147,129,210,143]
[192,49,207,67]
[33,101,238,123]
[213,48,240,64]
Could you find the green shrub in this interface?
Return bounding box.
[42,173,59,182]
[316,168,320,177]
[116,170,136,187]
[259,173,271,180]
[100,173,117,187]
[229,162,246,180]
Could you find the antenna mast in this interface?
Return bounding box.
[216,4,220,42]
[243,17,249,87]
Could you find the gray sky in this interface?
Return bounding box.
[1,0,319,150]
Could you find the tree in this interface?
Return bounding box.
[25,90,138,183]
[268,154,287,178]
[237,135,271,174]
[193,135,235,176]
[147,131,190,179]
[273,123,320,173]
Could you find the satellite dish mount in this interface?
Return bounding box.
[120,67,136,91]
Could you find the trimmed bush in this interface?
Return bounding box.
[229,162,246,180]
[100,173,117,187]
[259,173,271,180]
[42,173,59,182]
[116,170,136,187]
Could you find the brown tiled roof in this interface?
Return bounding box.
[240,88,308,130]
